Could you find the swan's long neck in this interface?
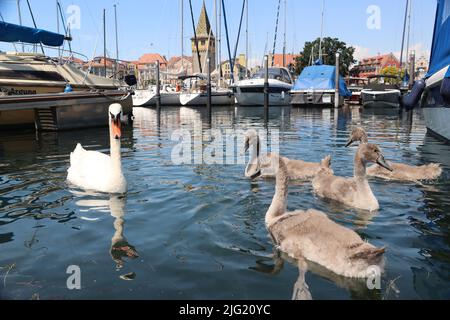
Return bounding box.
[266,157,289,227]
[110,123,122,173]
[354,152,368,183]
[250,137,260,164]
[245,136,260,177]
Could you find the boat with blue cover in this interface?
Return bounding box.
[421,0,450,142]
[290,64,352,107]
[403,0,450,142]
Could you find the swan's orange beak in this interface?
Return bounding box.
[112,117,122,140]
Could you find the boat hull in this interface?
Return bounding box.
[422,73,450,142]
[361,90,401,108]
[0,91,133,131]
[234,78,292,106]
[180,91,235,106]
[290,90,344,107]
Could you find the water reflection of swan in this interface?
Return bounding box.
[252,250,374,300]
[109,196,139,269]
[75,195,139,270]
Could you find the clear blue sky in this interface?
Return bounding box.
[0,0,437,66]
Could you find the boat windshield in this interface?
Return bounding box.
[252,68,292,83]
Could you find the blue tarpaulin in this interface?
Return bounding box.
[427,0,450,78]
[293,65,352,97]
[0,21,65,47]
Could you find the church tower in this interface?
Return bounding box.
[191,1,216,74]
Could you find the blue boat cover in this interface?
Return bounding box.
[0,21,65,47]
[427,0,450,78]
[293,65,352,97]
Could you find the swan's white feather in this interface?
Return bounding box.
[67,143,127,194]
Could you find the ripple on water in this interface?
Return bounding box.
[0,106,449,299]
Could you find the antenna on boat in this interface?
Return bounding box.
[319,0,325,62]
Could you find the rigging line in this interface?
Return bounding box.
[201,20,214,73]
[188,0,202,74]
[271,0,282,67]
[221,0,234,83]
[57,1,72,55]
[232,0,246,74]
[25,0,45,55]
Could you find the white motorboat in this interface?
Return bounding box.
[234,67,293,106]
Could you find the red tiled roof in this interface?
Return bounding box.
[138,53,168,65]
[167,56,193,67]
[272,54,299,67]
[63,56,85,64]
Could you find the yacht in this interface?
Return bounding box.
[0,22,133,131]
[234,67,293,106]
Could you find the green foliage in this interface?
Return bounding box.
[380,66,404,84]
[294,37,356,77]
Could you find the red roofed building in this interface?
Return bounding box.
[136,53,168,87]
[270,53,300,69]
[351,53,400,78]
[166,56,193,83]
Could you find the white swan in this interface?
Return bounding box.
[67,103,127,194]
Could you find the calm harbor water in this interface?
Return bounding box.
[0,105,449,300]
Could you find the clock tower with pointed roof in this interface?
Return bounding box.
[191,1,216,74]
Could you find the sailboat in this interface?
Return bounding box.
[179,0,234,107]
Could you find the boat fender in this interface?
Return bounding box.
[64,83,73,93]
[440,77,450,105]
[401,79,425,110]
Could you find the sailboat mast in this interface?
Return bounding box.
[319,0,324,61]
[103,9,107,78]
[218,0,222,85]
[114,4,119,80]
[399,0,410,69]
[17,0,25,52]
[405,0,412,75]
[181,0,184,74]
[56,0,60,57]
[283,0,286,67]
[271,0,281,66]
[246,0,249,76]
